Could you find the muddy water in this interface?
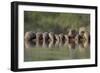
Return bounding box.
[24,40,90,61]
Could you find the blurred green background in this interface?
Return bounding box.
[24,11,90,33]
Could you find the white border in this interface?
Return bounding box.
[18,5,95,68]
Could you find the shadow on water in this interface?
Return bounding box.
[24,40,90,62]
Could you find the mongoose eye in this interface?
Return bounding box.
[81,31,85,33]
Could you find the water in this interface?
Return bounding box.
[24,40,90,62]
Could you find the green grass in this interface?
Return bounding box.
[24,11,90,33]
